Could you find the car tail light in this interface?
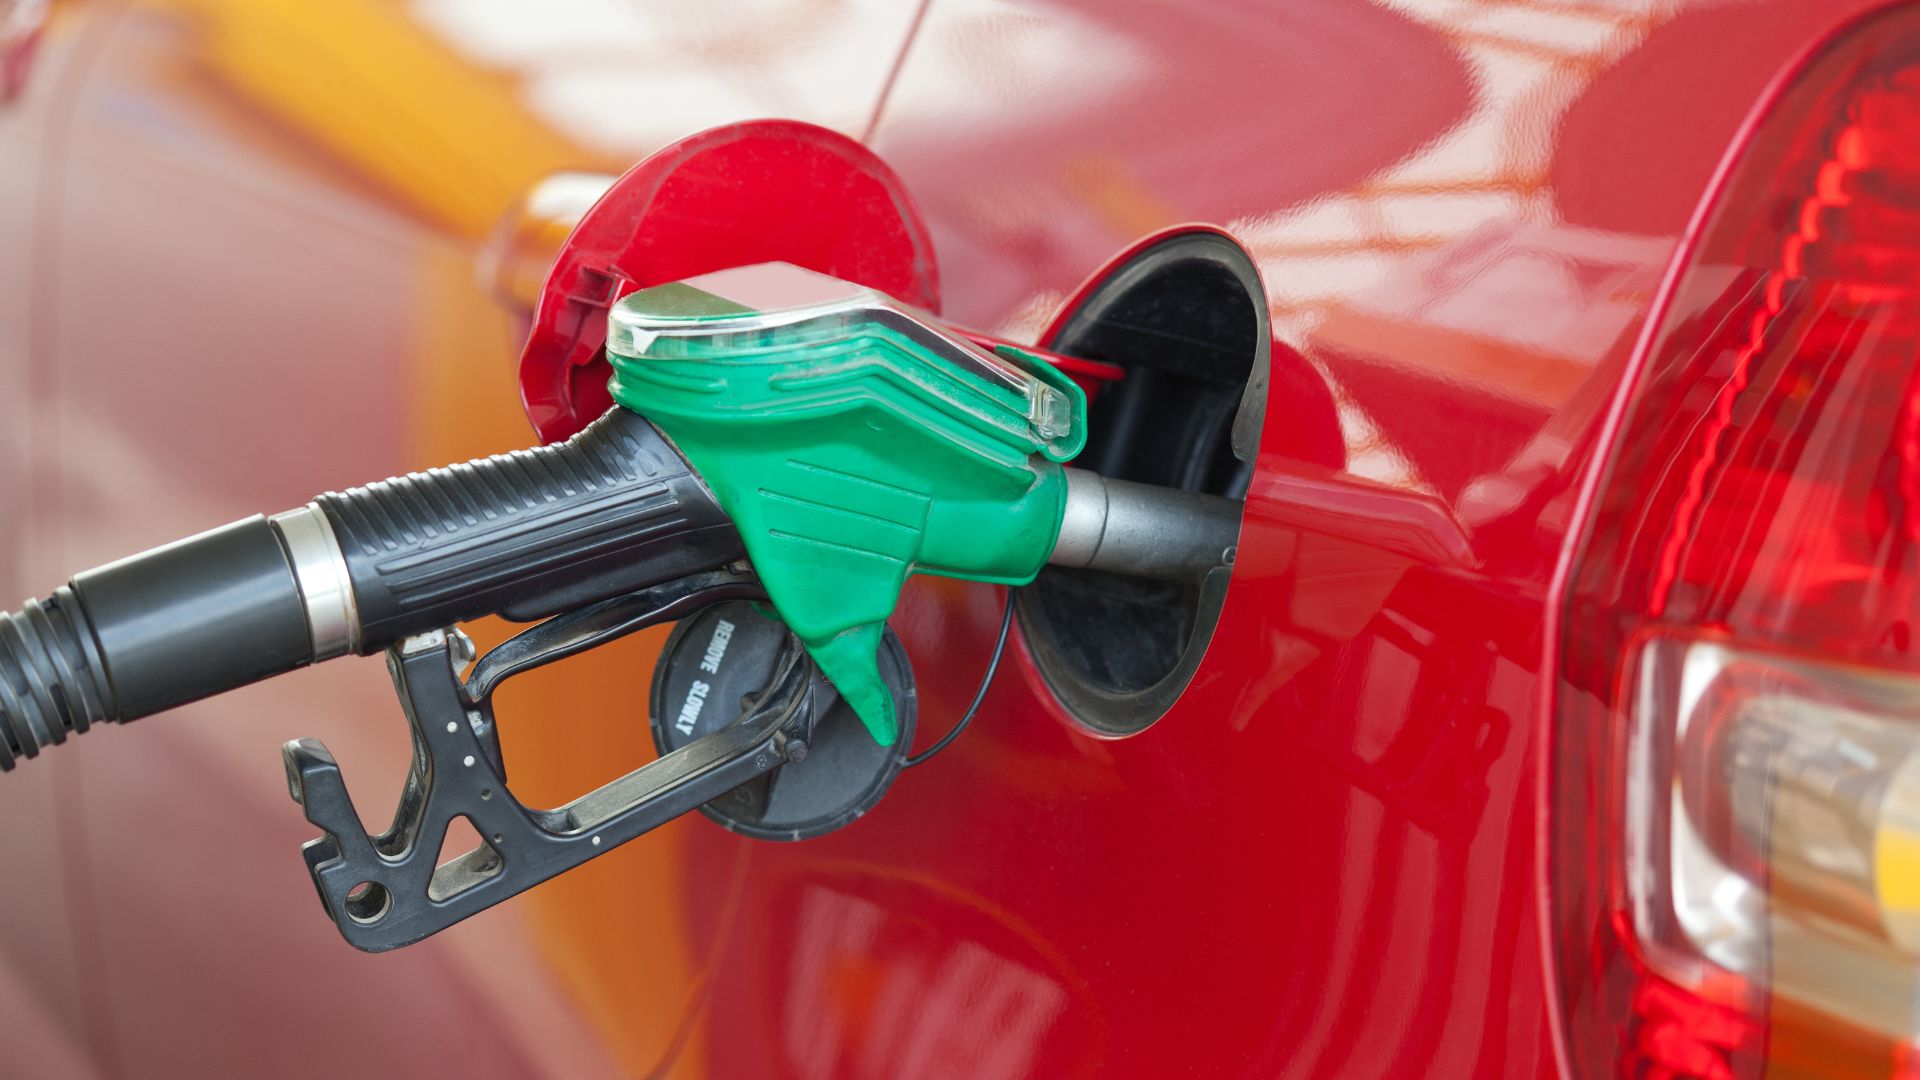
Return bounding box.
[1552,8,1920,1076]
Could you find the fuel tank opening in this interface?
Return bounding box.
[1020,229,1267,735]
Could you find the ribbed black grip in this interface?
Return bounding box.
[317,407,745,651]
[0,588,114,770]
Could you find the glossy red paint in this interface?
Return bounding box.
[0,1,1911,1077]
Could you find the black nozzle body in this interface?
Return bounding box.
[317,407,743,651]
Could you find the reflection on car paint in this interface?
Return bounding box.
[0,0,1902,1075]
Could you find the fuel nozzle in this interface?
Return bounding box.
[605,261,1238,746]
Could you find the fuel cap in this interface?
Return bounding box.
[649,600,915,841]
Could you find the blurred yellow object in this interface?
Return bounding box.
[142,0,593,237]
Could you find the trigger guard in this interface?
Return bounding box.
[284,592,811,952]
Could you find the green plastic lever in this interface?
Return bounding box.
[604,262,1087,745]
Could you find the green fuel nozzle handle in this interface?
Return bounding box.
[605,262,1089,746]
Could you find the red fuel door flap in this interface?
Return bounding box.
[517,120,1118,443]
[517,120,941,443]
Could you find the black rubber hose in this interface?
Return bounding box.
[0,589,114,771]
[0,516,310,770]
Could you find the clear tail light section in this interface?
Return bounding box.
[1553,7,1920,1076]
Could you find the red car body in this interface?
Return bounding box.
[0,0,1902,1075]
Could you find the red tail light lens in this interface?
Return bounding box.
[1554,8,1920,1076]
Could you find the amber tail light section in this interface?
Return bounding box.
[1552,7,1920,1077]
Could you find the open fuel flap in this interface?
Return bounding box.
[1021,228,1272,735]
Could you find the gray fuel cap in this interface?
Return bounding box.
[649,600,916,841]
